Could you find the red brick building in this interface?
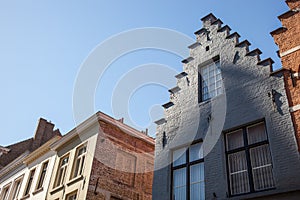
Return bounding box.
[46,112,154,200]
[271,0,300,150]
[87,113,154,200]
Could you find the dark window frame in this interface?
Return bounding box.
[198,55,222,103]
[224,120,275,197]
[171,140,204,200]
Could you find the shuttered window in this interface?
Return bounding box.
[225,121,275,196]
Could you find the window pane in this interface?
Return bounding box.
[250,145,275,191]
[201,61,222,101]
[173,168,186,200]
[228,151,250,195]
[173,148,186,167]
[25,169,35,196]
[189,143,203,162]
[226,129,244,151]
[12,179,22,200]
[190,163,205,200]
[247,123,267,144]
[2,186,10,200]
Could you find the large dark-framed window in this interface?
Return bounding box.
[171,142,204,200]
[225,120,275,196]
[198,56,223,102]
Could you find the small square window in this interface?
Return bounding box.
[65,190,77,200]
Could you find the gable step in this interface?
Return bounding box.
[181,57,194,64]
[175,72,188,79]
[162,102,174,109]
[235,40,251,47]
[154,118,167,125]
[188,42,201,49]
[217,25,232,32]
[194,28,207,35]
[246,48,262,56]
[257,58,274,65]
[225,32,240,39]
[168,86,181,94]
[270,27,287,36]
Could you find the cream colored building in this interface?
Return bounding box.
[46,114,99,200]
[0,136,60,200]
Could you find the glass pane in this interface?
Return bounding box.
[226,129,244,151]
[250,145,275,191]
[190,163,205,200]
[201,61,222,101]
[189,143,203,162]
[173,148,186,167]
[228,151,250,195]
[173,168,186,200]
[247,123,267,144]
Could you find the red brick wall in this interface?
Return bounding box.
[286,0,300,10]
[272,0,300,150]
[87,120,154,200]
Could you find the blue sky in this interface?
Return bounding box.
[0,0,287,146]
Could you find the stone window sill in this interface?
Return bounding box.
[67,175,84,186]
[20,194,30,200]
[32,187,43,195]
[50,185,64,195]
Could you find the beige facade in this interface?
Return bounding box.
[46,114,99,200]
[0,136,60,200]
[1,112,154,200]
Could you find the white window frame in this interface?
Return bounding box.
[36,160,49,190]
[200,59,223,101]
[71,144,87,179]
[54,155,69,188]
[65,190,77,200]
[23,168,36,197]
[11,175,24,200]
[0,183,11,200]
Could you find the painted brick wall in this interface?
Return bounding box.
[87,120,154,200]
[153,13,300,200]
[271,0,300,150]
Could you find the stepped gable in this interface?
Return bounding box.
[155,13,275,150]
[270,0,300,150]
[0,118,61,169]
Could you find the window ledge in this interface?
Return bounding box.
[32,187,43,195]
[67,175,84,186]
[20,194,30,200]
[50,185,64,195]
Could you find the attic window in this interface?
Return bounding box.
[200,59,223,101]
